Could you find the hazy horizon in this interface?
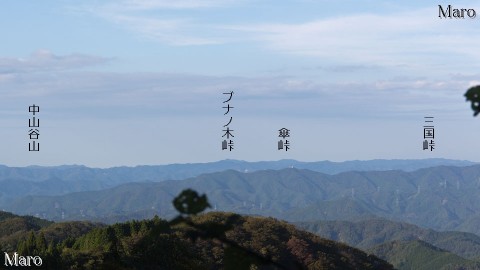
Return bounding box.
[0,157,476,169]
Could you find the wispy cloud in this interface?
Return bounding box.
[80,0,243,45]
[80,1,480,73]
[119,0,241,10]
[225,7,480,67]
[0,51,473,119]
[304,64,383,73]
[0,50,110,74]
[102,14,226,45]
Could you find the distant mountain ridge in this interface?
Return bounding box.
[8,164,480,236]
[0,158,475,205]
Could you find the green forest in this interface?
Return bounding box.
[0,190,394,270]
[1,212,394,270]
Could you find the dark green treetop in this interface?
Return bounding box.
[465,85,480,116]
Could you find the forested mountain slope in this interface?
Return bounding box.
[9,165,480,236]
[0,158,474,205]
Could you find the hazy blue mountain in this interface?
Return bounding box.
[0,158,475,205]
[7,164,480,236]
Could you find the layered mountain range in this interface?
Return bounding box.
[3,160,480,236]
[0,158,474,204]
[2,158,480,269]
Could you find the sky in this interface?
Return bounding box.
[1,0,480,167]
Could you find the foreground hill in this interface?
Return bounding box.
[0,211,394,270]
[0,211,97,253]
[9,165,480,236]
[0,158,474,205]
[0,211,53,251]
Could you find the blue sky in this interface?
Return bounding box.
[1,0,480,167]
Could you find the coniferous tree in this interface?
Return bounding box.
[18,231,36,255]
[35,232,47,254]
